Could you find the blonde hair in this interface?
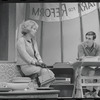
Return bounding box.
[21,20,38,35]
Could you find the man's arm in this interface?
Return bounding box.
[78,44,85,59]
[96,45,100,56]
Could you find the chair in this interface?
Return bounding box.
[16,65,40,87]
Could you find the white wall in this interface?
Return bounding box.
[19,3,100,66]
[41,7,100,65]
[16,3,26,39]
[42,22,61,65]
[63,18,81,62]
[82,10,100,43]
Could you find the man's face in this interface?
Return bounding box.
[85,35,94,47]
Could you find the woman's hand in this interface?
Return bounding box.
[35,62,47,68]
[40,63,47,68]
[35,62,41,66]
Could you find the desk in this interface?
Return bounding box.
[72,61,100,67]
[72,61,100,98]
[0,90,59,99]
[50,63,75,98]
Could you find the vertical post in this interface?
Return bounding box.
[40,22,43,58]
[59,3,63,63]
[25,3,30,21]
[97,3,100,31]
[40,3,44,58]
[78,3,84,42]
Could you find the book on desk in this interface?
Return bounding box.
[72,56,100,67]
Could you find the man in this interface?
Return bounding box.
[77,31,100,97]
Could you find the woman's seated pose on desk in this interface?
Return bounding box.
[17,20,55,87]
[76,31,100,98]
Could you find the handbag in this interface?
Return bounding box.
[38,68,55,87]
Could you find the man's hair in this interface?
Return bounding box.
[85,31,96,40]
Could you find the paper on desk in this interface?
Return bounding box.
[82,56,100,62]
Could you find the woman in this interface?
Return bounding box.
[17,20,55,87]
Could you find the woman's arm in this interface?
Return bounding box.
[17,38,36,64]
[33,40,43,63]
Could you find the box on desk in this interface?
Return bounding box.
[52,77,71,85]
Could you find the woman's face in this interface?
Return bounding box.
[29,25,38,37]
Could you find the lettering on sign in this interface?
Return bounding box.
[30,3,97,22]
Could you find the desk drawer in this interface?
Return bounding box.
[50,84,74,97]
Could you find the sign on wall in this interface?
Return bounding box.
[29,3,97,22]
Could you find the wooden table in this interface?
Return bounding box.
[0,89,60,99]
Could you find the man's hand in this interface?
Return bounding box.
[97,56,100,61]
[77,56,84,61]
